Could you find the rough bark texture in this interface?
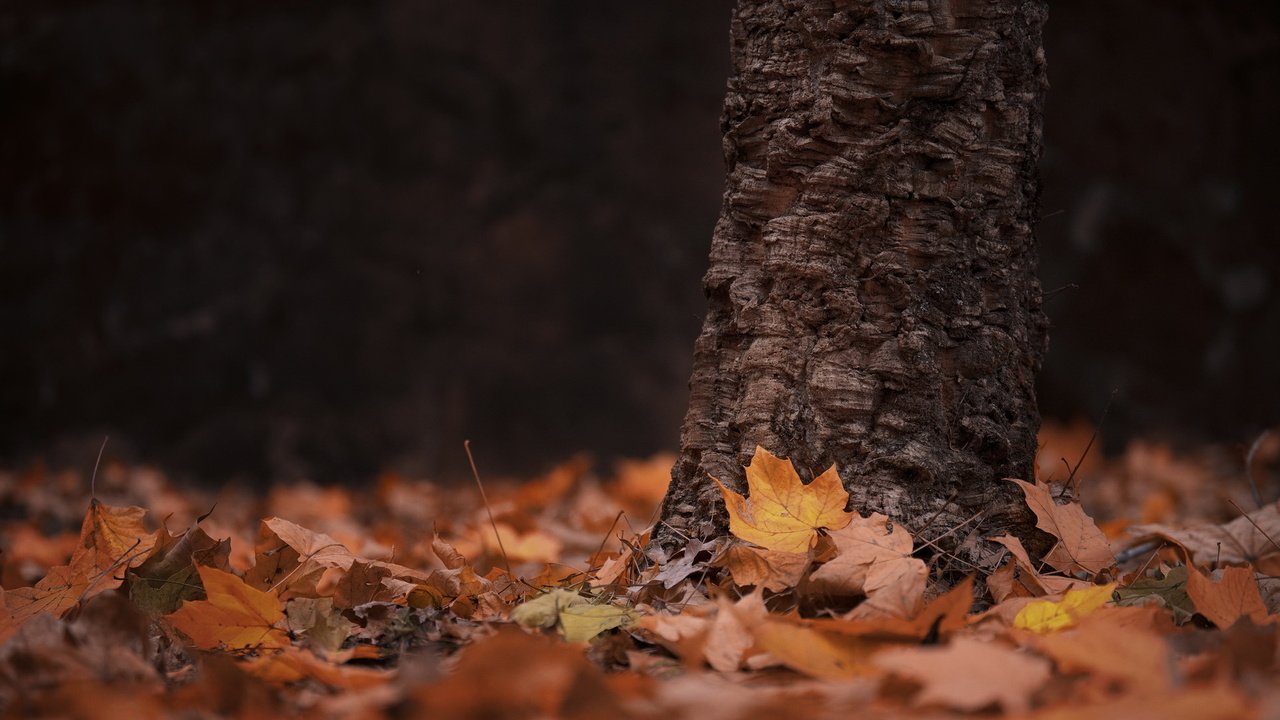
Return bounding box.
[657,0,1049,564]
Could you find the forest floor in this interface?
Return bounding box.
[1,422,1278,719]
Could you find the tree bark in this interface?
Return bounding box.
[657,0,1049,567]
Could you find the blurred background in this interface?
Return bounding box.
[2,1,1277,486]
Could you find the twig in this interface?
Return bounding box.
[464,440,512,576]
[1064,389,1117,498]
[90,436,109,500]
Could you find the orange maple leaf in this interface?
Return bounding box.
[3,500,155,627]
[166,565,289,650]
[714,446,853,553]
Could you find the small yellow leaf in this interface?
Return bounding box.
[559,604,640,643]
[714,446,853,553]
[1014,583,1116,633]
[511,589,585,629]
[512,590,638,642]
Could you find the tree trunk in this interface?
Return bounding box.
[656,0,1049,568]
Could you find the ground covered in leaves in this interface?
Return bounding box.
[2,424,1279,719]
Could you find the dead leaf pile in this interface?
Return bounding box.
[0,438,1277,719]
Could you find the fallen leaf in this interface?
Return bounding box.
[1186,566,1271,628]
[334,560,399,608]
[822,575,977,641]
[1113,565,1195,622]
[810,512,926,619]
[512,588,585,629]
[714,446,853,553]
[874,637,1051,714]
[431,534,467,570]
[128,523,230,615]
[990,534,1092,599]
[244,518,354,599]
[1029,611,1173,694]
[654,538,713,589]
[407,627,627,719]
[1128,503,1280,568]
[1015,584,1116,633]
[1010,478,1114,575]
[3,564,91,624]
[752,620,878,680]
[165,565,288,650]
[1025,684,1253,720]
[73,499,155,580]
[285,597,356,656]
[559,604,640,643]
[512,588,638,642]
[716,543,809,591]
[243,646,391,689]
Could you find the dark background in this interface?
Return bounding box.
[2,1,1278,485]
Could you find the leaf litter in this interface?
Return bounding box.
[0,425,1277,718]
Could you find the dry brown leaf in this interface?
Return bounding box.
[1025,684,1253,720]
[431,533,467,570]
[243,646,392,689]
[1129,503,1280,568]
[874,637,1051,714]
[334,560,399,608]
[752,619,879,680]
[991,534,1093,599]
[1028,611,1173,695]
[716,543,809,592]
[637,612,713,669]
[407,626,626,719]
[809,512,926,618]
[73,499,156,580]
[714,446,853,553]
[707,590,767,672]
[1010,478,1115,575]
[822,575,977,641]
[2,564,91,625]
[165,565,289,650]
[244,517,354,598]
[1186,566,1272,628]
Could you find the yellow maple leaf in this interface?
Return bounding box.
[166,565,289,650]
[714,446,853,553]
[1014,583,1116,633]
